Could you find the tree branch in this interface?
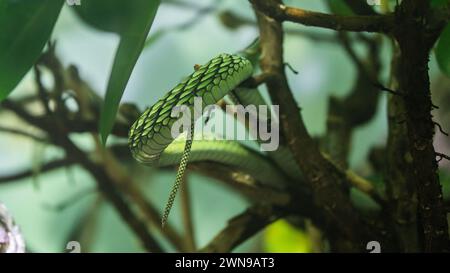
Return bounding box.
[92,136,186,251]
[323,32,382,169]
[392,0,450,252]
[2,99,164,253]
[0,158,74,184]
[252,1,378,249]
[250,0,394,33]
[0,125,48,143]
[219,10,339,43]
[188,162,292,206]
[199,204,281,253]
[384,41,420,252]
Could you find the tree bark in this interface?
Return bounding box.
[393,1,450,252]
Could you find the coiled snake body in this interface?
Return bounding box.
[128,52,296,226]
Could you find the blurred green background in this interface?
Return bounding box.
[0,0,448,252]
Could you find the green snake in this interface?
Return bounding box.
[128,50,300,227]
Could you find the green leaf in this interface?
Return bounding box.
[264,220,312,253]
[74,0,160,144]
[0,0,64,101]
[326,0,354,16]
[436,23,450,77]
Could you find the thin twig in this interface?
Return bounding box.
[284,62,298,75]
[0,125,48,143]
[373,82,404,96]
[434,121,449,136]
[436,152,450,162]
[33,65,52,115]
[0,158,74,184]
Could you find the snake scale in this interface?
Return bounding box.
[128,51,300,226]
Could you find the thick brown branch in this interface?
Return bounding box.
[392,0,450,252]
[385,42,420,252]
[252,1,378,249]
[219,10,338,43]
[190,161,327,252]
[199,204,281,253]
[250,0,394,33]
[189,162,292,206]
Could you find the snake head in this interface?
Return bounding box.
[128,53,253,166]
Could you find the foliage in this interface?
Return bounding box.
[74,0,160,144]
[1,0,450,253]
[0,0,64,100]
